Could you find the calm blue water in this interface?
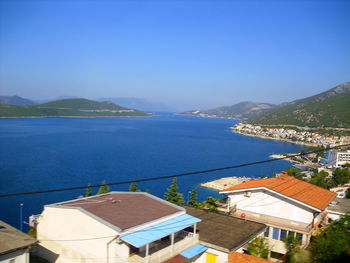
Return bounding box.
[0,113,304,230]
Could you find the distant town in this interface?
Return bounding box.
[232,123,350,147]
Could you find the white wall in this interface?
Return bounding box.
[228,190,315,224]
[37,206,122,263]
[0,249,29,263]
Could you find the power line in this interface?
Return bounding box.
[0,143,349,198]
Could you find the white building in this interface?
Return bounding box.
[220,173,336,260]
[0,221,37,263]
[326,150,350,168]
[37,192,201,263]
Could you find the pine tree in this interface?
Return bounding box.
[129,182,141,192]
[164,178,184,206]
[188,189,198,207]
[97,180,110,195]
[85,184,92,197]
[202,196,220,212]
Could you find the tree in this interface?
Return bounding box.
[201,196,219,212]
[248,237,269,259]
[97,180,110,195]
[283,234,301,263]
[310,213,350,263]
[129,182,141,192]
[164,178,184,206]
[85,184,92,197]
[188,189,198,207]
[309,170,331,189]
[331,168,350,187]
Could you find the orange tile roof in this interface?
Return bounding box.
[222,175,336,210]
[228,252,272,263]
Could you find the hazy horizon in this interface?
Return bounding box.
[1,0,349,110]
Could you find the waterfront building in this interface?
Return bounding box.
[36,192,201,263]
[220,173,336,260]
[326,150,350,168]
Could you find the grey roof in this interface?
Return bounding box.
[327,198,350,214]
[185,206,266,253]
[0,221,37,255]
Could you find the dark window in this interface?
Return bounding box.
[272,228,280,240]
[280,230,287,240]
[264,227,270,237]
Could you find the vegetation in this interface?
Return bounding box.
[188,189,199,207]
[248,82,350,128]
[247,237,269,259]
[286,167,350,190]
[85,184,92,197]
[97,180,110,195]
[182,101,276,120]
[0,98,150,117]
[129,182,141,192]
[199,196,220,212]
[310,213,350,263]
[164,178,184,206]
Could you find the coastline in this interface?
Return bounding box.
[0,114,155,119]
[232,129,317,147]
[200,176,251,191]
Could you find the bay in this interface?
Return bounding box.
[0,113,304,230]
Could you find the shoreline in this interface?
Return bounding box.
[0,114,155,119]
[232,129,317,147]
[200,176,252,191]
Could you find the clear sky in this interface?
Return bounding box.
[0,0,349,110]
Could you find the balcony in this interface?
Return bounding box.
[230,209,313,234]
[127,231,199,263]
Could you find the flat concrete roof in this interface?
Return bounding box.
[185,206,266,253]
[0,221,37,256]
[327,198,350,214]
[50,192,183,231]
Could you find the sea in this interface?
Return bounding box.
[0,113,305,231]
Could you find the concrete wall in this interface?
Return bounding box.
[228,190,315,224]
[37,206,122,263]
[0,249,29,263]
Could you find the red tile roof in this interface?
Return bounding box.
[222,174,336,210]
[228,252,272,263]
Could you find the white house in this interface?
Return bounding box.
[220,173,336,260]
[36,192,201,263]
[0,221,37,263]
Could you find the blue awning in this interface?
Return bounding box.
[180,244,208,258]
[120,214,201,248]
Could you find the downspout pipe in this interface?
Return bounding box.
[106,235,120,263]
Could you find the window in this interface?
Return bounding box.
[272,228,280,240]
[280,229,287,240]
[264,227,270,237]
[9,259,16,263]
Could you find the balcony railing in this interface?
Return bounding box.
[231,209,313,233]
[127,231,199,263]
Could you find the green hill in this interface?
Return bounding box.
[0,95,35,106]
[182,101,276,120]
[0,98,151,117]
[247,82,350,128]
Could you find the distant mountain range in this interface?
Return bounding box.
[182,82,350,128]
[0,98,151,117]
[0,95,35,106]
[181,102,276,120]
[97,97,175,112]
[248,82,350,128]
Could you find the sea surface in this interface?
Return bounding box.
[0,113,305,230]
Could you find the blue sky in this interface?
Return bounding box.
[0,0,349,110]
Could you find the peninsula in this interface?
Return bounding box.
[0,98,151,118]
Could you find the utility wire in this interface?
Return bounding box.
[0,143,349,198]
